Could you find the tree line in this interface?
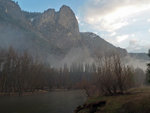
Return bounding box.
[0,47,146,96]
[0,47,96,95]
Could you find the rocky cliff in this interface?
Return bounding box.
[0,0,127,66]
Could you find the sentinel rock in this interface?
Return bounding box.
[58,5,80,35]
[33,5,81,55]
[34,5,80,40]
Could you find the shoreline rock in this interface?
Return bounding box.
[74,100,106,113]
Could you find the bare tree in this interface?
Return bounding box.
[96,54,134,95]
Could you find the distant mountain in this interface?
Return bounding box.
[129,53,150,61]
[124,53,149,70]
[0,0,128,66]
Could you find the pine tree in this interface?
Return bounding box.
[146,50,150,83]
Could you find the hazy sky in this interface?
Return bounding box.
[14,0,150,53]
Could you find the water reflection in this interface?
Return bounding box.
[0,90,87,113]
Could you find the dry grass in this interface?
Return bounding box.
[79,86,150,113]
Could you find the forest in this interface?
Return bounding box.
[0,47,146,96]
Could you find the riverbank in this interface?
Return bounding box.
[76,87,150,113]
[0,89,85,96]
[0,90,48,96]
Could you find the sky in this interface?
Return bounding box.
[13,0,150,53]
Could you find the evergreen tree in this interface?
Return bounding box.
[146,50,150,83]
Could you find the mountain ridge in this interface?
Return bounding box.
[0,0,128,66]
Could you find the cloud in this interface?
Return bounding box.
[76,16,81,24]
[147,19,150,22]
[108,34,134,43]
[76,16,85,27]
[129,39,138,45]
[79,0,150,53]
[127,38,150,52]
[110,32,117,36]
[106,33,150,52]
[82,0,150,32]
[116,35,129,43]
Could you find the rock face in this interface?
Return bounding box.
[0,0,127,66]
[0,0,24,22]
[32,5,81,54]
[58,5,79,33]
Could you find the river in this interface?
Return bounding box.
[0,90,87,113]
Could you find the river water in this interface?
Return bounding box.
[0,90,87,113]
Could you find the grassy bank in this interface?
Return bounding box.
[78,87,150,113]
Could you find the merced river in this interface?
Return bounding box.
[0,90,87,113]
